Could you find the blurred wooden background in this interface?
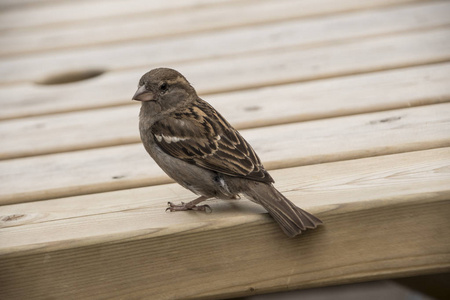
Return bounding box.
[0,0,449,299]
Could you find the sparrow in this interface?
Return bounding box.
[133,68,322,237]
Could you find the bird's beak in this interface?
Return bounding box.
[132,85,154,101]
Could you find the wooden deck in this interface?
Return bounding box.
[1,0,449,299]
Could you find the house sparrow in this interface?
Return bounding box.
[133,68,322,237]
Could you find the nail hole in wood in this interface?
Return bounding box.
[244,106,261,112]
[35,69,105,85]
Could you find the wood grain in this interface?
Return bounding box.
[0,0,240,30]
[0,1,442,57]
[2,2,449,85]
[0,0,422,31]
[1,103,449,205]
[1,63,449,159]
[1,148,449,299]
[1,147,449,252]
[1,26,449,119]
[1,1,449,298]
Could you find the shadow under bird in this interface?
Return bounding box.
[132,68,322,237]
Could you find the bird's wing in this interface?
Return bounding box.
[150,101,273,183]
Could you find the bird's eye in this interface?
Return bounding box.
[159,82,168,91]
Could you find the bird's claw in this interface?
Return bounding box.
[166,201,212,213]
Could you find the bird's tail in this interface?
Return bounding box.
[244,183,322,237]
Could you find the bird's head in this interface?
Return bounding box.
[133,68,196,112]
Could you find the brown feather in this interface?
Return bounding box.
[243,182,323,237]
[151,98,273,183]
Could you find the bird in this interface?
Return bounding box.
[133,68,322,237]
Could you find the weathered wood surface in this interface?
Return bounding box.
[0,0,449,299]
[0,0,240,29]
[2,26,450,119]
[3,1,448,65]
[1,148,449,299]
[1,62,450,160]
[2,147,449,252]
[0,0,426,57]
[1,103,449,205]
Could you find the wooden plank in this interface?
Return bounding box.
[1,63,450,160]
[1,147,448,251]
[0,0,422,31]
[1,27,450,119]
[1,148,449,299]
[1,103,449,205]
[0,0,48,8]
[0,0,436,57]
[0,0,84,9]
[2,2,449,85]
[0,0,240,30]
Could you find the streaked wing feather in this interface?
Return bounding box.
[151,100,273,183]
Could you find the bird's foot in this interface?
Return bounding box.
[166,201,212,213]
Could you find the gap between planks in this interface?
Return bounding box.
[0,148,449,299]
[0,103,449,205]
[1,2,450,85]
[0,0,436,57]
[1,27,450,119]
[1,63,450,160]
[1,147,449,253]
[0,0,243,30]
[0,0,423,33]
